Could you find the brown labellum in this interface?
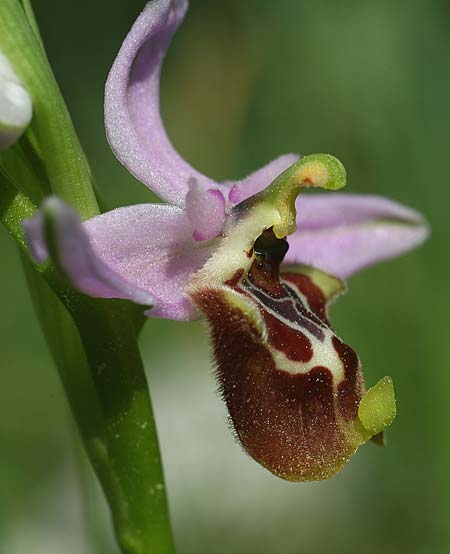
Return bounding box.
[192,230,371,481]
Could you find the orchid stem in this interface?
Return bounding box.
[1,171,175,553]
[19,0,44,48]
[72,298,175,554]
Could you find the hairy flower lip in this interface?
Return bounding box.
[190,228,396,482]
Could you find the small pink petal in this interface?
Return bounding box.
[185,180,227,241]
[23,212,47,263]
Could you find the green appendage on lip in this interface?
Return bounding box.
[358,376,397,437]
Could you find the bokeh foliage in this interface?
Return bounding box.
[0,0,447,552]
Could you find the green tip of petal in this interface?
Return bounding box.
[358,376,396,436]
[260,153,347,238]
[294,153,347,191]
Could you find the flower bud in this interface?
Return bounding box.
[0,51,32,149]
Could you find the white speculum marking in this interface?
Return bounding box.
[242,278,345,384]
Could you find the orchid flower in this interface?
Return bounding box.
[24,0,428,482]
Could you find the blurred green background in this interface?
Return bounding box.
[1,0,448,552]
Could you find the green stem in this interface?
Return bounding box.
[73,299,175,554]
[1,163,174,553]
[0,0,99,218]
[0,166,36,247]
[20,0,44,47]
[0,133,51,204]
[20,252,108,470]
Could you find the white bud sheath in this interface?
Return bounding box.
[0,51,32,149]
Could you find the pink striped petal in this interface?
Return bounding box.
[285,193,429,278]
[105,0,214,206]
